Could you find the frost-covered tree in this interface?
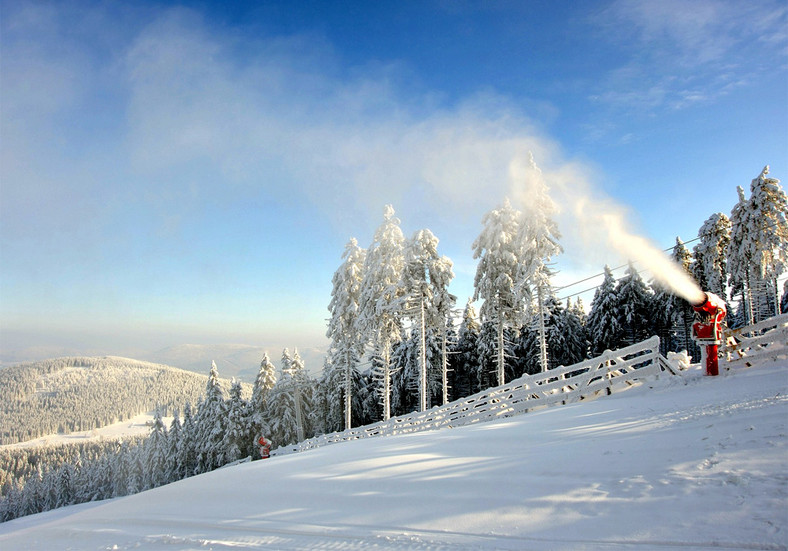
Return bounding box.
[249,353,276,447]
[143,409,168,489]
[266,361,299,448]
[472,199,524,386]
[194,361,227,474]
[728,185,756,324]
[515,154,563,372]
[357,205,406,420]
[327,237,367,430]
[165,410,182,483]
[450,299,481,399]
[668,239,697,355]
[314,356,362,434]
[586,266,622,356]
[616,263,653,347]
[281,349,307,443]
[693,213,731,301]
[401,229,456,411]
[550,297,588,367]
[223,380,250,463]
[178,402,197,478]
[748,166,788,316]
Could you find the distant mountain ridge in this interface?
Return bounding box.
[0,356,250,446]
[142,344,326,381]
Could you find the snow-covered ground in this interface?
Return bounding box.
[0,412,173,451]
[1,359,786,551]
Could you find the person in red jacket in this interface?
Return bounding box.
[258,436,271,459]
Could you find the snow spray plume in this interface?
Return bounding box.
[509,153,706,305]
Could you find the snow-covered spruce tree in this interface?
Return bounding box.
[668,239,697,355]
[143,409,168,490]
[356,205,406,421]
[326,237,367,430]
[266,353,300,447]
[449,299,481,399]
[650,278,675,356]
[282,348,307,443]
[193,361,227,474]
[313,357,342,434]
[178,402,198,478]
[223,380,250,463]
[693,213,731,301]
[472,199,524,387]
[514,154,563,372]
[551,297,588,368]
[748,166,788,317]
[164,410,182,484]
[586,266,623,356]
[291,349,314,438]
[400,229,457,411]
[615,262,654,348]
[249,353,276,448]
[728,186,758,325]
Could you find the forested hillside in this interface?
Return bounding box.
[0,357,247,446]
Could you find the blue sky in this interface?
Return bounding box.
[1,0,787,364]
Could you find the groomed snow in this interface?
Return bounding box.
[2,360,786,550]
[1,412,174,451]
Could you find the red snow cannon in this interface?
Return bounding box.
[690,292,727,376]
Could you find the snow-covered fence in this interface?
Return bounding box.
[273,336,668,456]
[725,313,788,364]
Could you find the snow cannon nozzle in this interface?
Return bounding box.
[691,292,727,318]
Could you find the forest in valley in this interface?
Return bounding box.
[1,166,786,522]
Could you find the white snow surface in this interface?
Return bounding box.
[1,412,174,450]
[2,360,787,551]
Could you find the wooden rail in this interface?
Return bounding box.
[273,336,668,456]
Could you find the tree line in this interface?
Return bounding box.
[0,357,214,446]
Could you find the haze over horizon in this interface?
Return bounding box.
[2,0,787,368]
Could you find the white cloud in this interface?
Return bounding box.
[589,0,788,114]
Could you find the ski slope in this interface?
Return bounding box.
[1,360,786,551]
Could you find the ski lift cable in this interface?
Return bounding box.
[553,218,784,294]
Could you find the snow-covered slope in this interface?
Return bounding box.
[1,360,786,551]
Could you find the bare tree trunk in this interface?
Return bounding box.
[344,349,352,431]
[537,285,548,373]
[419,298,427,412]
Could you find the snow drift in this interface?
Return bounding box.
[1,359,786,550]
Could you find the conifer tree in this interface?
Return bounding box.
[449,299,481,399]
[327,238,367,430]
[668,240,696,354]
[249,353,276,446]
[401,229,456,411]
[223,380,250,462]
[693,213,731,301]
[357,205,406,420]
[729,186,757,324]
[748,166,788,316]
[515,154,562,372]
[194,361,227,474]
[586,266,622,356]
[615,263,654,347]
[472,199,523,386]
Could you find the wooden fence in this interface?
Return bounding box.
[724,313,788,364]
[273,336,668,456]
